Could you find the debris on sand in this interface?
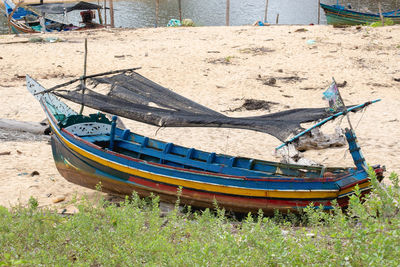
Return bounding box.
[206,57,233,65]
[52,195,66,203]
[239,46,275,56]
[225,99,279,112]
[257,75,307,86]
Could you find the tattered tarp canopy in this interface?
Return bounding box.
[28,1,105,14]
[52,71,363,142]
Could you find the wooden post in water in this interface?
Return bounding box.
[178,0,182,22]
[264,0,268,22]
[97,8,103,25]
[318,0,320,24]
[155,0,159,27]
[275,13,279,24]
[109,0,115,27]
[96,0,102,24]
[226,0,230,26]
[378,2,384,26]
[79,39,88,115]
[103,0,107,26]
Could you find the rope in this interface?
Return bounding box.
[355,106,368,130]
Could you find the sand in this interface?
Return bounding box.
[0,25,399,210]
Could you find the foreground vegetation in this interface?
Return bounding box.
[1,171,400,266]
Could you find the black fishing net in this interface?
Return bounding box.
[53,71,360,142]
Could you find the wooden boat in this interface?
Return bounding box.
[1,0,103,34]
[320,3,400,25]
[26,70,384,214]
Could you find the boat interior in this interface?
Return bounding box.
[79,125,351,180]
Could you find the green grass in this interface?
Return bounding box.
[1,170,400,266]
[368,18,395,27]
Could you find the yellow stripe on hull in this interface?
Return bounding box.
[338,181,371,197]
[51,126,339,199]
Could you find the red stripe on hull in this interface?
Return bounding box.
[128,176,347,211]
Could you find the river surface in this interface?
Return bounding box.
[0,0,399,34]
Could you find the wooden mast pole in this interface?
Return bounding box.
[332,77,354,131]
[318,0,321,24]
[79,38,88,115]
[264,0,268,22]
[226,0,230,26]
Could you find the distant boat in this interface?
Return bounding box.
[1,0,104,34]
[320,3,400,25]
[26,69,384,214]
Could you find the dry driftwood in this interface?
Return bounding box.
[0,118,48,135]
[295,127,346,151]
[276,127,346,166]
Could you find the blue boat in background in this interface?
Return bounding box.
[320,3,400,25]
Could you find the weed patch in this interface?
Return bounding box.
[1,170,400,265]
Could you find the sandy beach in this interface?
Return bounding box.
[0,25,399,210]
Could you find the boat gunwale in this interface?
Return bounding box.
[50,131,373,203]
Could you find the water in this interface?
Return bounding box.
[1,0,399,34]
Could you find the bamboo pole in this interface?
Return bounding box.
[178,0,182,22]
[226,0,230,26]
[155,0,159,27]
[275,99,381,150]
[109,0,115,27]
[378,2,384,26]
[35,67,142,95]
[264,0,268,22]
[318,0,320,24]
[79,39,88,115]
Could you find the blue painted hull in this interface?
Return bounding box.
[46,103,375,214]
